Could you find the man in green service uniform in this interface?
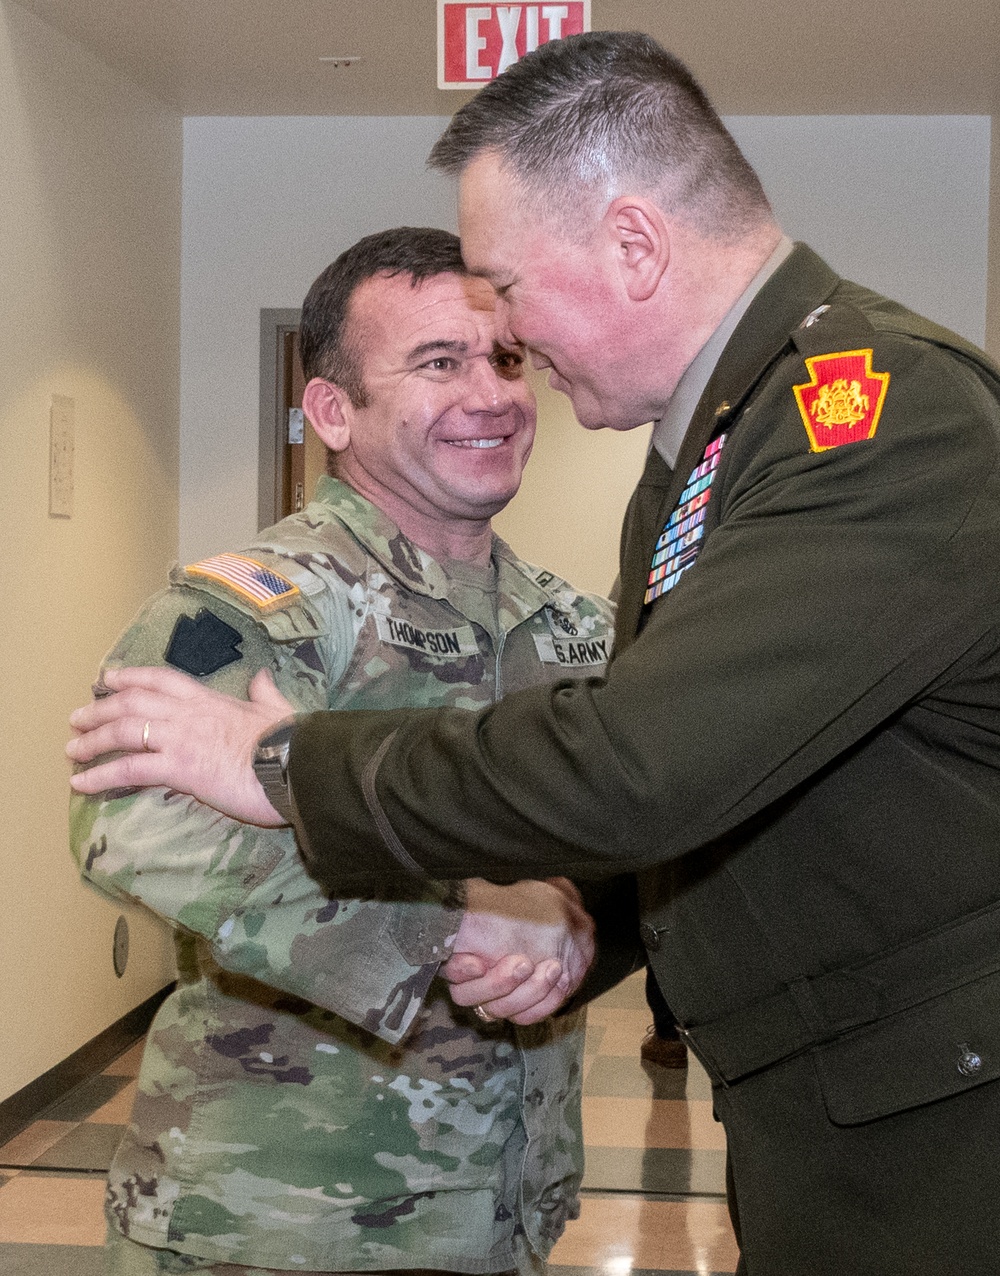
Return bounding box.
[70,33,1000,1276]
[69,226,621,1276]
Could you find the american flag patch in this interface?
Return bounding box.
[644,434,727,606]
[184,553,300,612]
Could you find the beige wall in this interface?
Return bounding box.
[0,1,180,1103]
[492,371,650,597]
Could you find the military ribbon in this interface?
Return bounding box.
[644,434,727,605]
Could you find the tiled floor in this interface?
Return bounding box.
[0,973,738,1275]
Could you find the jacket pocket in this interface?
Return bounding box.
[814,965,1000,1125]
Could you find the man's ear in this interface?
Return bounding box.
[606,197,670,302]
[302,377,353,453]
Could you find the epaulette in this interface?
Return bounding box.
[790,300,877,356]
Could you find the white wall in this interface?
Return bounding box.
[729,115,990,346]
[0,1,179,1103]
[989,116,1000,360]
[180,114,991,594]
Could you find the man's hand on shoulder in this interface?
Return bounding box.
[443,877,596,1026]
[67,666,293,827]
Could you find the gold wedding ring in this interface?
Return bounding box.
[141,720,152,752]
[473,1005,496,1024]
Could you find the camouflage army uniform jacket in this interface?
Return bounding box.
[70,476,615,1274]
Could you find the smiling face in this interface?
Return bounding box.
[326,269,535,558]
[458,153,649,433]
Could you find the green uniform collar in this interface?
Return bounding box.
[667,244,840,486]
[310,475,565,633]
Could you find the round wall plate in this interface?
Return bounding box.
[113,915,130,978]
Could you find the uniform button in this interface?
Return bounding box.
[639,922,663,952]
[714,400,731,418]
[957,1047,983,1077]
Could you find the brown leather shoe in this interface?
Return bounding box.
[640,1026,688,1068]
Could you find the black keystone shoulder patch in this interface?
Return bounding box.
[165,609,243,677]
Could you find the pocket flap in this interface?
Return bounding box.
[815,966,1000,1125]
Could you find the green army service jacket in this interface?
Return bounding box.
[283,248,1000,1135]
[70,477,615,1273]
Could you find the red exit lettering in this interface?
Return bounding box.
[438,3,590,89]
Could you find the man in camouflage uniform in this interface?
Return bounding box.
[69,228,616,1276]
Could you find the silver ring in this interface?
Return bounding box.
[473,1005,496,1024]
[141,720,152,752]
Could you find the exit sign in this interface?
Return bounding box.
[438,3,591,90]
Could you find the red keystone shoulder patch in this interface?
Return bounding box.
[793,349,890,452]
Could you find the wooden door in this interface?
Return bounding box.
[259,312,330,526]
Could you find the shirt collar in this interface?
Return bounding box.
[651,234,795,468]
[312,475,556,626]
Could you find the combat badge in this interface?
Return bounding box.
[183,552,300,612]
[793,349,889,452]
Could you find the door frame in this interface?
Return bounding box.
[257,307,302,530]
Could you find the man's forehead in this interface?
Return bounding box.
[457,156,562,282]
[458,152,508,214]
[355,269,495,318]
[350,270,500,360]
[458,157,510,272]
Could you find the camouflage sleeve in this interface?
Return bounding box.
[69,569,463,1044]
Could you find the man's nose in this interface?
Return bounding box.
[465,359,513,413]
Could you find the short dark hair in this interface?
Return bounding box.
[299,226,466,406]
[429,31,772,240]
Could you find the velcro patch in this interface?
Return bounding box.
[374,613,478,657]
[793,349,890,452]
[534,633,611,668]
[183,553,300,613]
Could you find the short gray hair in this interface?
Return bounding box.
[429,31,772,241]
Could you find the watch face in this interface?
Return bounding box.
[255,722,294,767]
[259,720,296,753]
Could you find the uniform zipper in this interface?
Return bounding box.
[494,628,507,701]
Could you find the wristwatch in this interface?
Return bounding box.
[252,719,297,824]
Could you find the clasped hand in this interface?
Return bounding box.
[443,877,595,1024]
